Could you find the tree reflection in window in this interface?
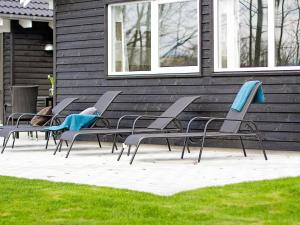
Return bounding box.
[275,0,300,66]
[159,0,198,67]
[240,0,268,67]
[112,3,151,72]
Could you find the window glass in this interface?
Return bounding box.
[109,0,199,75]
[215,0,300,71]
[111,3,151,73]
[239,0,268,67]
[217,0,268,69]
[159,0,198,67]
[275,0,300,66]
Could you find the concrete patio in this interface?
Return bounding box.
[0,134,299,196]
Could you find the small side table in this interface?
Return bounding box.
[38,96,53,108]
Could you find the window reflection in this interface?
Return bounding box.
[275,0,300,66]
[159,0,198,67]
[111,3,151,72]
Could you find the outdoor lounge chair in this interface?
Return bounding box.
[0,91,122,153]
[122,81,268,164]
[0,97,78,153]
[55,95,201,158]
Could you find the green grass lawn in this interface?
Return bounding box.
[0,176,300,225]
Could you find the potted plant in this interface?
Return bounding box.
[48,74,55,97]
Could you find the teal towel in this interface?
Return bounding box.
[46,114,98,131]
[231,81,265,112]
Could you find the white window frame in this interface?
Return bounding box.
[214,0,300,72]
[107,0,200,76]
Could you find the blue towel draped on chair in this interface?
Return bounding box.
[231,80,265,112]
[46,114,98,131]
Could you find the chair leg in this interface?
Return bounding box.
[240,136,247,157]
[65,140,75,158]
[187,143,191,153]
[11,133,16,149]
[53,140,62,155]
[65,141,68,148]
[45,131,51,149]
[1,135,11,154]
[198,137,206,163]
[130,143,141,165]
[181,138,188,159]
[117,146,125,161]
[111,134,117,153]
[256,134,268,160]
[96,134,102,149]
[52,133,57,145]
[166,138,172,152]
[127,145,131,156]
[36,132,38,140]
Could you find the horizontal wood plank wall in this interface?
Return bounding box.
[55,0,300,151]
[13,21,53,97]
[3,21,53,116]
[3,33,11,118]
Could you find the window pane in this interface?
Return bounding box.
[111,3,151,72]
[217,0,268,69]
[275,0,300,66]
[159,0,198,67]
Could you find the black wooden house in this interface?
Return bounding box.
[53,0,300,151]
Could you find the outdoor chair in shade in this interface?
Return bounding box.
[122,81,268,164]
[0,91,122,153]
[0,97,78,153]
[4,85,39,124]
[55,95,201,158]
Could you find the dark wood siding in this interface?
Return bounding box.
[55,0,300,151]
[3,21,53,116]
[3,33,11,118]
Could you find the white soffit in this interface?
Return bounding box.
[20,0,53,9]
[48,21,54,29]
[49,0,54,10]
[0,18,11,33]
[19,19,32,28]
[20,0,32,7]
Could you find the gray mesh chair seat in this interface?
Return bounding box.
[122,82,268,164]
[124,132,257,145]
[60,128,162,142]
[55,96,201,158]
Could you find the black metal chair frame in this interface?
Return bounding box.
[48,91,122,150]
[55,96,201,158]
[121,82,268,164]
[0,97,78,153]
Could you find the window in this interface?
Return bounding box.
[108,0,199,75]
[214,0,300,71]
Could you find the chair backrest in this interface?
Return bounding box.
[93,91,122,115]
[219,82,262,133]
[147,96,201,129]
[11,85,39,114]
[52,97,78,115]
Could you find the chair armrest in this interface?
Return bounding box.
[132,115,181,134]
[16,113,53,127]
[116,115,143,130]
[186,116,257,134]
[6,113,29,125]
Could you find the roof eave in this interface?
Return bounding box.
[0,13,53,22]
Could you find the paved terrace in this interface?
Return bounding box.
[0,134,299,196]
